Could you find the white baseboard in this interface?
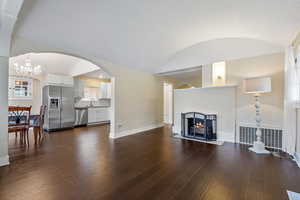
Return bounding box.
[87,121,110,126]
[216,131,235,143]
[110,123,164,139]
[0,155,9,167]
[293,153,300,168]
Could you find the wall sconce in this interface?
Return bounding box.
[212,61,226,86]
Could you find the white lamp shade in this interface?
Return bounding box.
[243,76,272,94]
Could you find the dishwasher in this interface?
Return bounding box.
[74,108,88,127]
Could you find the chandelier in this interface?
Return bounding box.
[13,56,43,76]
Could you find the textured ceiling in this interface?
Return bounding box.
[11,0,300,73]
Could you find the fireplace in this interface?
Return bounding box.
[181,112,217,141]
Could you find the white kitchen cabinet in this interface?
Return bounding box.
[99,82,111,99]
[88,107,110,124]
[88,108,96,124]
[45,74,74,87]
[74,79,85,98]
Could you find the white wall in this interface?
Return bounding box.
[175,53,284,143]
[105,63,164,138]
[173,86,236,142]
[227,53,284,129]
[8,78,42,114]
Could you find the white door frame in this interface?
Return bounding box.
[163,82,173,124]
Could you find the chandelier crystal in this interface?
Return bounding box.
[13,56,43,76]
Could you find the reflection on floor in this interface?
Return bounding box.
[288,191,300,200]
[1,125,300,200]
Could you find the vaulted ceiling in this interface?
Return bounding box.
[11,0,300,73]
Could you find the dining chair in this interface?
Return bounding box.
[38,105,47,140]
[30,105,47,143]
[8,106,32,145]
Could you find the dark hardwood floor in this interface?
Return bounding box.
[0,125,299,200]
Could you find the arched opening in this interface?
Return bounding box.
[8,52,116,159]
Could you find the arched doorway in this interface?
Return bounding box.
[7,52,116,158]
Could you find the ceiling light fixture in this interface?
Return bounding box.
[13,55,43,76]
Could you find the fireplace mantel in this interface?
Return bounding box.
[174,85,237,91]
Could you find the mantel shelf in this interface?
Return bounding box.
[175,85,237,91]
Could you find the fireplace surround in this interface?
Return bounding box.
[181,112,217,141]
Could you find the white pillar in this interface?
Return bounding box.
[202,64,212,88]
[109,77,117,138]
[0,56,9,166]
[0,0,25,166]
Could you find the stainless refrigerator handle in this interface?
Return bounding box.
[59,96,62,111]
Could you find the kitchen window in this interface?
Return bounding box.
[8,77,33,100]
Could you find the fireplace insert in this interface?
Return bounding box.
[181,112,217,141]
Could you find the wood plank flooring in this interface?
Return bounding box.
[0,125,299,200]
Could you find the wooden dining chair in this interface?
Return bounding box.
[8,106,32,145]
[30,105,47,143]
[38,105,47,140]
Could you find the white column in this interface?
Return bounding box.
[109,77,116,138]
[202,64,212,88]
[0,56,9,166]
[296,109,300,163]
[0,0,24,167]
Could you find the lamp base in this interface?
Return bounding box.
[249,141,270,154]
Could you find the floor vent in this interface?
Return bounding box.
[239,126,282,150]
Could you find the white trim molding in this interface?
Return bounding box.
[0,155,9,167]
[110,123,164,139]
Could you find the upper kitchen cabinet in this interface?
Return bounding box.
[74,79,85,98]
[99,82,111,99]
[45,74,74,87]
[73,74,112,100]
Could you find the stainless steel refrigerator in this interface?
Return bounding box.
[43,85,75,131]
